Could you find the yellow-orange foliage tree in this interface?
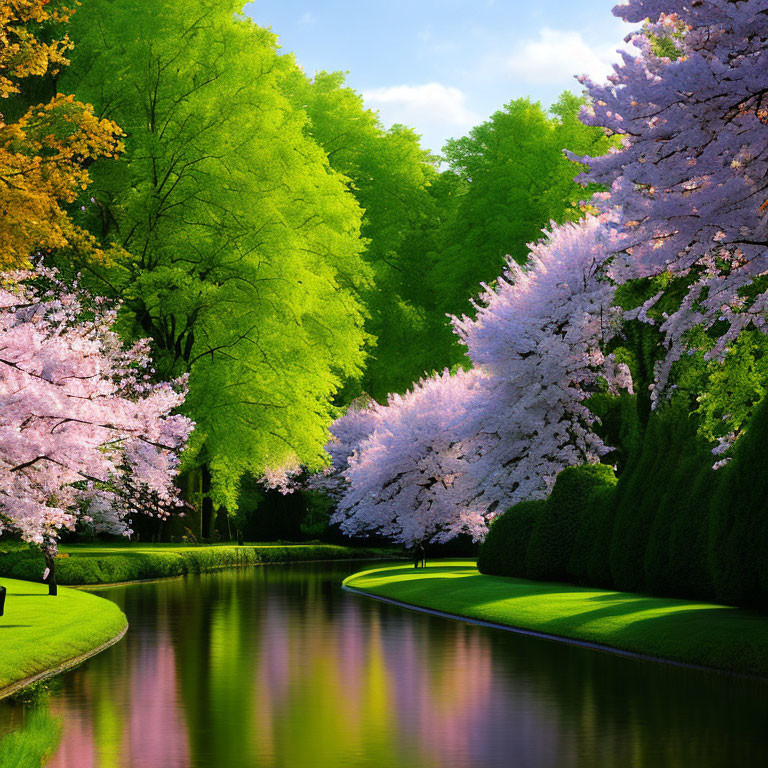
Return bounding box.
[0,0,123,267]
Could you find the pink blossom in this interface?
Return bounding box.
[0,267,193,556]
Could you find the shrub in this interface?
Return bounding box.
[477,500,545,577]
[665,457,717,599]
[644,439,715,599]
[568,484,618,587]
[708,397,768,607]
[609,401,691,592]
[587,392,642,474]
[0,543,389,586]
[526,464,617,582]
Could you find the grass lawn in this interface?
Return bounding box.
[0,578,127,696]
[344,560,768,678]
[0,541,396,586]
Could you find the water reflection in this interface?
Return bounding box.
[1,562,767,767]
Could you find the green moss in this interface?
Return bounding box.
[0,578,127,694]
[345,561,768,678]
[0,542,393,586]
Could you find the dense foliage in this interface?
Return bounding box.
[289,71,451,400]
[323,217,632,547]
[0,267,191,586]
[578,0,768,423]
[476,500,545,578]
[60,0,371,511]
[0,0,123,267]
[438,93,616,318]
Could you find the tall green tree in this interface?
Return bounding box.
[435,93,615,318]
[61,1,370,512]
[288,71,454,400]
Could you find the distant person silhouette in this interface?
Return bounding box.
[412,543,426,568]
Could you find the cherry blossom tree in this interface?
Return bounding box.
[575,0,768,404]
[0,267,192,593]
[452,217,630,513]
[331,370,489,548]
[327,217,631,546]
[306,395,381,502]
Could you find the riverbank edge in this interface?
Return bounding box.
[343,563,768,681]
[0,544,399,587]
[76,556,403,590]
[0,580,128,702]
[0,624,128,702]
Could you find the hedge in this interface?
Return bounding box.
[568,484,618,588]
[0,543,391,586]
[477,392,768,609]
[709,396,768,607]
[526,464,618,582]
[477,500,545,577]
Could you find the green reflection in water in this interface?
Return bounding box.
[0,706,60,768]
[0,563,767,768]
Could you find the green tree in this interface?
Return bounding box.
[435,93,615,318]
[288,70,456,400]
[61,1,369,512]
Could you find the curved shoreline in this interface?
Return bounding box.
[343,585,761,681]
[0,623,128,701]
[75,555,401,591]
[1,543,397,587]
[0,578,129,701]
[343,561,768,681]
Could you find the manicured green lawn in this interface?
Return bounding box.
[344,560,768,678]
[0,578,127,695]
[0,541,395,586]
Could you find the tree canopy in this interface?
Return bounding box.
[60,0,371,508]
[435,93,616,318]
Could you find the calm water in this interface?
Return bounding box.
[1,561,767,767]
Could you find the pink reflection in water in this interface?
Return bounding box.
[43,569,566,768]
[49,625,189,768]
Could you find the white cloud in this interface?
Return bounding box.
[501,27,632,85]
[299,12,315,25]
[362,83,480,140]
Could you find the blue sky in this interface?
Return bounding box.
[243,1,635,154]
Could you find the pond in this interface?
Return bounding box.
[0,561,766,767]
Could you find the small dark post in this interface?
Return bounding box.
[0,585,6,617]
[44,552,58,596]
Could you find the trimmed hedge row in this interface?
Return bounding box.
[477,500,544,577]
[480,396,768,608]
[479,466,617,582]
[0,543,389,586]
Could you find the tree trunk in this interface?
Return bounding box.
[201,465,214,539]
[237,528,244,546]
[44,552,58,596]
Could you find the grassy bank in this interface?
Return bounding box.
[0,542,394,586]
[344,560,768,678]
[0,578,127,697]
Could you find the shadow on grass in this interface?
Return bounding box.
[8,594,49,597]
[354,564,768,675]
